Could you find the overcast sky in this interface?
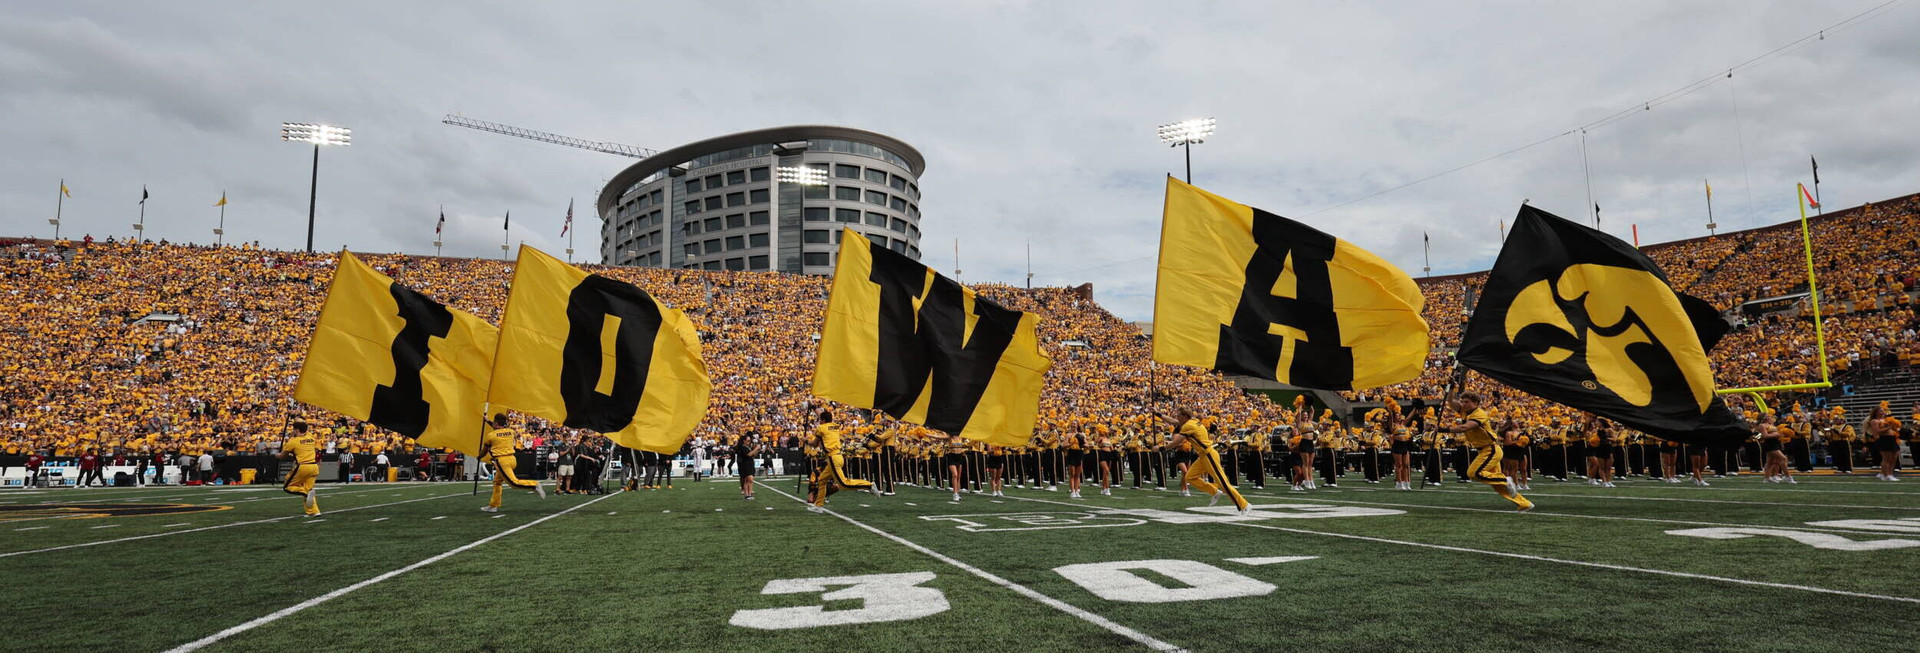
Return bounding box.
[5,0,1917,321]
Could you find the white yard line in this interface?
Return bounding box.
[164,492,618,653]
[0,492,467,559]
[993,492,1920,605]
[1418,487,1920,511]
[1239,492,1911,535]
[763,484,1184,652]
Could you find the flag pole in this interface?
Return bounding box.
[53,179,64,241]
[217,191,227,247]
[1705,180,1717,236]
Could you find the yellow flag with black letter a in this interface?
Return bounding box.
[488,245,709,454]
[813,229,1051,447]
[294,251,496,455]
[1153,177,1429,390]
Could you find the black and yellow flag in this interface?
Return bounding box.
[1153,177,1429,390]
[294,251,497,455]
[1459,205,1746,443]
[813,229,1051,447]
[489,245,709,454]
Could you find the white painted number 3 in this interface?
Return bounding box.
[728,572,951,630]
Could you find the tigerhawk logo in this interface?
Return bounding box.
[0,503,234,522]
[1502,264,1714,413]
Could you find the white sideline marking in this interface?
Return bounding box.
[163,523,191,528]
[164,492,618,653]
[1226,520,1920,605]
[89,524,119,529]
[369,518,388,523]
[1241,492,1910,535]
[13,526,49,531]
[431,516,447,520]
[763,485,1183,652]
[1226,556,1318,566]
[491,515,504,519]
[0,492,468,559]
[1421,488,1920,511]
[305,519,326,523]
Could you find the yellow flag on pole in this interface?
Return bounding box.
[294,251,498,454]
[488,245,709,454]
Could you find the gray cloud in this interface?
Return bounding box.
[3,0,1917,322]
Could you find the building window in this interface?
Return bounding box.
[725,257,746,271]
[890,197,907,212]
[651,189,664,204]
[835,186,861,201]
[890,239,907,253]
[865,212,887,227]
[685,178,703,193]
[835,208,860,223]
[749,233,769,248]
[804,230,831,243]
[705,174,722,188]
[704,196,723,211]
[684,200,701,214]
[703,261,723,270]
[686,221,702,235]
[804,207,830,222]
[909,247,919,259]
[649,251,662,265]
[649,210,663,226]
[727,214,746,229]
[865,190,888,206]
[834,164,860,179]
[890,218,908,233]
[749,210,769,226]
[748,188,769,204]
[749,255,769,270]
[726,235,746,251]
[804,252,830,267]
[705,239,724,254]
[804,185,828,200]
[684,244,701,256]
[890,174,907,191]
[726,192,746,207]
[727,170,746,185]
[864,169,888,184]
[704,217,722,232]
[749,167,770,182]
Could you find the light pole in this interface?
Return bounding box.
[281,123,351,253]
[1157,117,1216,183]
[777,165,827,270]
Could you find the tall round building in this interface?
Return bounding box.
[596,126,926,274]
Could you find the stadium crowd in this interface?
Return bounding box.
[3,194,1919,488]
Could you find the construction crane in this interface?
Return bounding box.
[441,114,658,159]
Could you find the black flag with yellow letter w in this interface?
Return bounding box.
[1459,205,1748,444]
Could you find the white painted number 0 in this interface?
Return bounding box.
[1053,559,1276,603]
[728,572,951,630]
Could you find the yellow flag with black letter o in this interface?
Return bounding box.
[488,245,709,454]
[1153,177,1429,390]
[294,251,496,455]
[813,229,1051,447]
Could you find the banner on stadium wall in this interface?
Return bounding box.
[1458,204,1748,444]
[1152,177,1430,391]
[294,251,497,455]
[488,245,710,454]
[812,229,1051,447]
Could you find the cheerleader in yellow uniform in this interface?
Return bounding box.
[279,420,322,517]
[1438,393,1533,511]
[481,415,546,512]
[1156,408,1250,514]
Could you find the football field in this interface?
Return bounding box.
[4,474,1919,652]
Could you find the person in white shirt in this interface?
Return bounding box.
[374,452,390,482]
[197,453,214,484]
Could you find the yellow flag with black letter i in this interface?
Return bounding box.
[488,245,709,454]
[294,251,497,455]
[1153,177,1429,390]
[813,229,1051,447]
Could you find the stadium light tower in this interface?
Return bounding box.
[778,165,828,269]
[281,123,352,253]
[1157,117,1216,184]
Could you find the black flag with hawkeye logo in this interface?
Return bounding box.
[1458,205,1749,445]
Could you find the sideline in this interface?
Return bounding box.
[0,492,467,559]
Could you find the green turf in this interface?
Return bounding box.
[3,473,1918,652]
